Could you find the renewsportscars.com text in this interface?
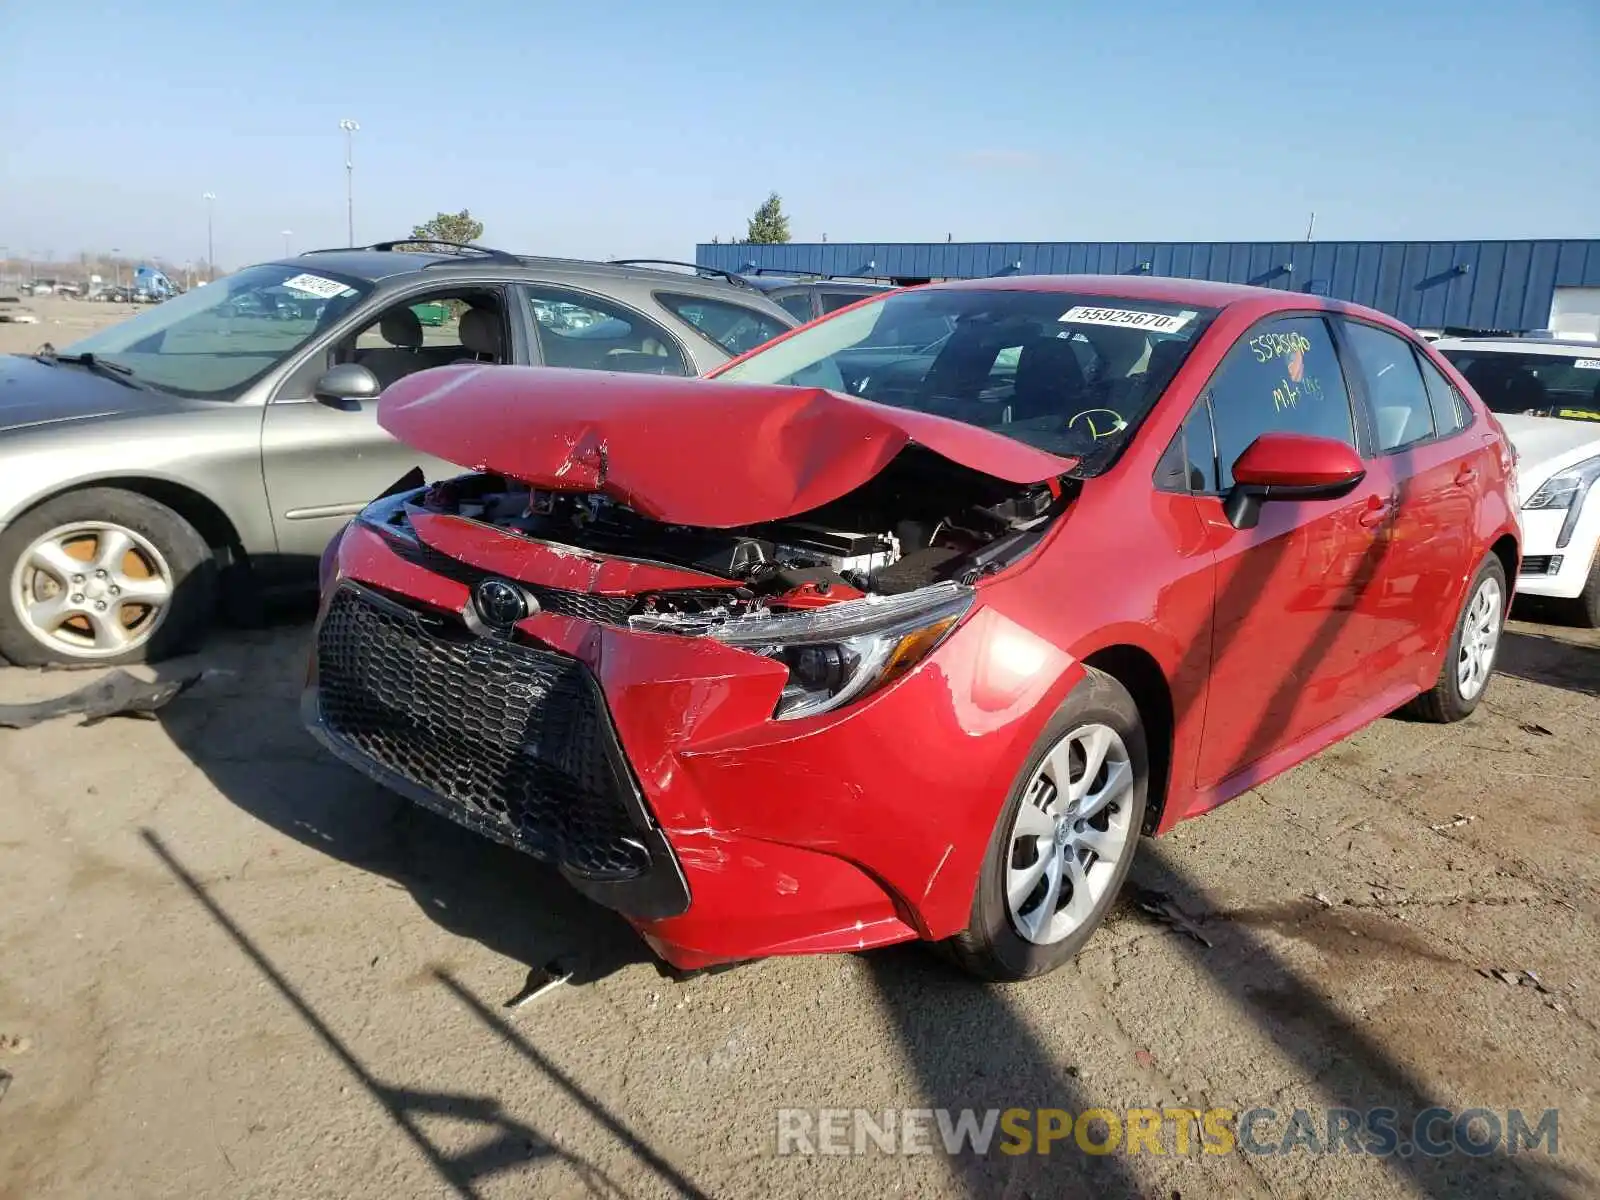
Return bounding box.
[776,1106,1559,1158]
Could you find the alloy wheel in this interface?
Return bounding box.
[11,521,175,659]
[1456,574,1503,701]
[1005,722,1136,946]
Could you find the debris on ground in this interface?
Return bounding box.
[1430,813,1478,831]
[1310,891,1334,908]
[0,1069,10,1106]
[1133,1049,1156,1069]
[503,959,576,1010]
[1518,722,1555,737]
[0,667,204,729]
[1131,888,1213,947]
[0,1034,31,1054]
[1478,967,1558,996]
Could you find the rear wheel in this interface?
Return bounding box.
[1408,553,1506,723]
[0,488,216,666]
[947,667,1147,982]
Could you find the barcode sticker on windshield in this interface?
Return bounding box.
[281,273,354,299]
[1060,305,1194,334]
[1574,358,1600,370]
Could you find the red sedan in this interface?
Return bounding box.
[305,275,1520,981]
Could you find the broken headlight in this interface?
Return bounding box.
[711,582,974,720]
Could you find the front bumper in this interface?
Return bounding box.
[1512,505,1598,600]
[304,522,1076,969]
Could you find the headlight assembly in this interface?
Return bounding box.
[708,582,974,720]
[1524,455,1600,549]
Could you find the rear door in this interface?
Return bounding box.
[517,284,696,375]
[1188,313,1394,789]
[1336,319,1489,685]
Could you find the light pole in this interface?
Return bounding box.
[111,248,121,293]
[202,192,216,279]
[339,118,360,246]
[281,229,293,257]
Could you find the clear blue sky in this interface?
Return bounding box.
[3,0,1596,269]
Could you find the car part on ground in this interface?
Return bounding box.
[0,663,205,729]
[0,244,800,666]
[302,274,1522,983]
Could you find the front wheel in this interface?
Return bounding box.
[0,487,216,667]
[947,667,1148,982]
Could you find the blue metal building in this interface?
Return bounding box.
[696,239,1600,334]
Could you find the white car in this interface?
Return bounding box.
[1434,336,1600,625]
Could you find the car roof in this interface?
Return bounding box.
[262,246,791,297]
[927,273,1310,307]
[1432,336,1600,356]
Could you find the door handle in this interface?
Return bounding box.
[1454,464,1478,486]
[1358,497,1393,528]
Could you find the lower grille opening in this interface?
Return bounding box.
[1519,555,1558,576]
[313,583,651,879]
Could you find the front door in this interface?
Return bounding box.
[260,287,514,562]
[1191,313,1394,789]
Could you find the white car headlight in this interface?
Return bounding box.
[1524,455,1600,549]
[705,582,974,720]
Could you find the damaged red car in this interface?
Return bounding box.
[304,275,1520,981]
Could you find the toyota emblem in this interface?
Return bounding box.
[473,578,533,630]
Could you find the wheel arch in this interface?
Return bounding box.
[1488,531,1519,590]
[9,476,247,567]
[1080,642,1175,835]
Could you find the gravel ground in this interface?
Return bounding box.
[1,297,1598,1198]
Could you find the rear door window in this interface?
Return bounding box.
[655,293,790,357]
[519,286,690,376]
[1205,315,1358,489]
[1416,351,1472,436]
[1340,320,1436,452]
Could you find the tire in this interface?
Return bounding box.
[1565,553,1600,630]
[1407,552,1507,723]
[946,667,1148,982]
[0,487,216,667]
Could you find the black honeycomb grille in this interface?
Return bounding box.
[314,585,650,878]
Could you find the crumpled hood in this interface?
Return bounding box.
[0,353,146,433]
[1496,413,1600,488]
[378,364,1077,527]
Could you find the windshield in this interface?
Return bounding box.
[714,288,1218,468]
[62,263,373,398]
[1439,348,1600,424]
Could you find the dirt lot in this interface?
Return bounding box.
[1,297,1598,1199]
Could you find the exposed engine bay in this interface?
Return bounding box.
[406,446,1070,625]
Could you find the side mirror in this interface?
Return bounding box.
[1223,432,1366,530]
[312,363,381,411]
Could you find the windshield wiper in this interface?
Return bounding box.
[33,346,142,387]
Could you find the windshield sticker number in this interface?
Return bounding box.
[281,273,355,300]
[1575,359,1600,370]
[1060,306,1194,334]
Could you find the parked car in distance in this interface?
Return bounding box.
[1434,334,1600,624]
[304,274,1520,982]
[739,269,896,323]
[0,241,798,666]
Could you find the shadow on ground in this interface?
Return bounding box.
[1496,629,1600,698]
[154,602,650,987]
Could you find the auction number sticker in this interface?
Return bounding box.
[281,273,355,299]
[1574,358,1600,370]
[1060,305,1195,334]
